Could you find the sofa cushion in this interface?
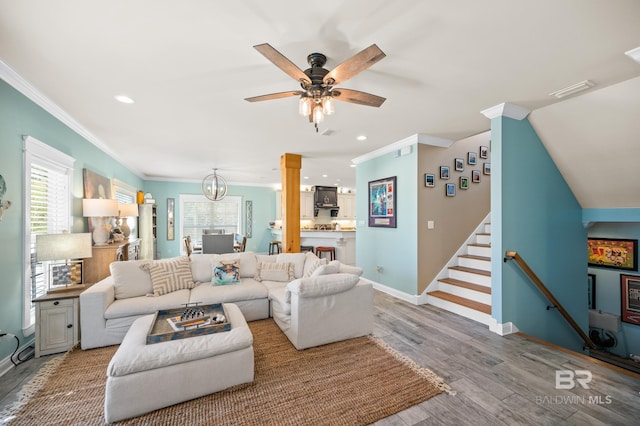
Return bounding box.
[213,259,240,285]
[189,278,268,305]
[254,262,294,282]
[141,256,196,296]
[276,253,306,278]
[269,287,291,315]
[105,289,191,320]
[287,273,359,299]
[303,258,327,278]
[310,260,341,277]
[256,254,276,264]
[190,252,258,282]
[110,260,154,299]
[339,263,364,276]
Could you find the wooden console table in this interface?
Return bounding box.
[83,239,140,283]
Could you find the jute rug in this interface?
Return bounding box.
[3,319,450,425]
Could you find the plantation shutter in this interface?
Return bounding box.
[180,195,241,249]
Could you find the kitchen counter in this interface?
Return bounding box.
[270,229,356,265]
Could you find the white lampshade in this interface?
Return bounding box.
[83,198,118,217]
[36,233,93,262]
[118,203,139,217]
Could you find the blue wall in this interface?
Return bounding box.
[492,116,588,352]
[356,147,418,295]
[144,180,276,258]
[587,222,640,358]
[0,79,142,361]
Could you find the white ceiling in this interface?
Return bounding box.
[1,1,639,208]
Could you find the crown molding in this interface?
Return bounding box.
[480,102,530,120]
[351,133,454,164]
[0,57,145,179]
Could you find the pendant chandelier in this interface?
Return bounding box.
[202,168,228,201]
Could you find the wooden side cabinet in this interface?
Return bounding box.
[33,293,80,357]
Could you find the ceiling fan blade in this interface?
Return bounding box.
[323,44,386,86]
[244,91,303,102]
[253,44,311,85]
[332,88,386,107]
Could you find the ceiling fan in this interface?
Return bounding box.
[245,43,386,131]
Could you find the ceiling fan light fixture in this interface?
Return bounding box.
[322,96,335,115]
[299,96,312,116]
[313,105,324,123]
[201,168,228,201]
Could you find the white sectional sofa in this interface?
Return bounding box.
[80,250,373,350]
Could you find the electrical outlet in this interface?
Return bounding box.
[375,266,383,273]
[427,220,434,229]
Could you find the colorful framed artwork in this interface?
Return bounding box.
[480,146,489,159]
[468,152,477,165]
[483,162,491,175]
[454,158,464,172]
[445,183,456,197]
[440,166,450,180]
[620,274,640,325]
[588,238,637,271]
[368,176,397,228]
[588,273,596,309]
[472,170,481,183]
[424,173,435,188]
[459,176,469,189]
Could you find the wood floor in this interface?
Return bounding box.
[2,290,639,425]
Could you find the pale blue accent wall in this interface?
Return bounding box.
[0,79,142,360]
[493,116,587,352]
[583,208,640,223]
[145,181,276,258]
[587,222,640,358]
[355,147,418,295]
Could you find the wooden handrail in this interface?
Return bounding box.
[504,251,596,350]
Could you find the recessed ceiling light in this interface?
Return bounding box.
[356,135,367,141]
[114,95,135,104]
[322,174,328,178]
[303,176,309,180]
[350,164,356,168]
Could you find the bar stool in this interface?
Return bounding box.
[300,245,315,254]
[268,240,281,255]
[315,246,335,261]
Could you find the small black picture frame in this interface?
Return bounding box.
[440,166,450,180]
[483,162,491,175]
[424,173,435,187]
[480,146,489,159]
[445,183,456,197]
[472,170,481,183]
[454,158,464,172]
[460,176,469,190]
[468,152,477,165]
[588,274,596,309]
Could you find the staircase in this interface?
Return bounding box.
[426,221,492,326]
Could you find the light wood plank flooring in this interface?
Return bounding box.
[2,291,639,425]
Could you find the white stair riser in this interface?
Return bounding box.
[458,257,491,271]
[468,245,491,257]
[438,282,492,305]
[427,296,493,326]
[475,234,491,245]
[449,269,492,286]
[485,224,491,234]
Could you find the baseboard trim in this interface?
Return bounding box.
[489,319,519,336]
[364,279,422,305]
[0,339,34,378]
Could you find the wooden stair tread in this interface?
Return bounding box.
[449,265,491,277]
[459,254,490,262]
[429,290,492,315]
[476,232,491,236]
[438,277,491,294]
[468,243,491,248]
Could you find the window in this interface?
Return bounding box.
[179,194,241,253]
[23,136,75,335]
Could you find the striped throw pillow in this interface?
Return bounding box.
[141,256,196,296]
[254,261,294,282]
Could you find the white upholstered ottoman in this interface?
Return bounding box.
[104,303,254,423]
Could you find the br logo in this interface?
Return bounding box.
[555,370,592,389]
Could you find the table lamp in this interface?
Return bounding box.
[36,232,93,293]
[83,198,118,245]
[117,203,139,238]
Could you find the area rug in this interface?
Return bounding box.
[4,319,449,425]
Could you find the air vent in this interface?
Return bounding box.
[549,80,595,99]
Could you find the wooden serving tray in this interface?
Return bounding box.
[146,303,231,344]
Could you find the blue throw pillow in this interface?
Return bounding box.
[212,260,240,285]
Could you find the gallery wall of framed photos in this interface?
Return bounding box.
[423,143,490,198]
